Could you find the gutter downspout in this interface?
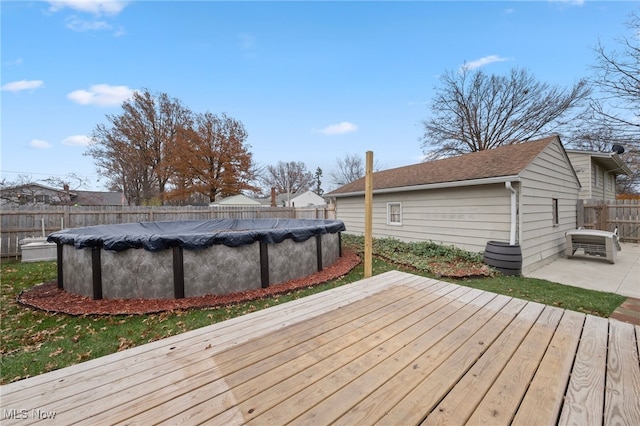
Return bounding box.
[505,181,517,245]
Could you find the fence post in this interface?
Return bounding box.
[601,201,609,230]
[576,199,584,228]
[64,205,70,231]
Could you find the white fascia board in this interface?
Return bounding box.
[331,175,522,198]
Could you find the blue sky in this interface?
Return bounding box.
[1,1,638,192]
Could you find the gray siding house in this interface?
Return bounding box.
[326,136,580,274]
[566,150,631,200]
[0,183,125,206]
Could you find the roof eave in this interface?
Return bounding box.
[329,175,522,198]
[566,150,632,176]
[597,154,632,176]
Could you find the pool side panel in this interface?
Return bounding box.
[268,238,317,285]
[183,243,261,297]
[101,249,174,299]
[321,233,340,268]
[62,245,93,298]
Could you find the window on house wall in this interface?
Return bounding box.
[387,202,402,226]
[552,198,559,226]
[35,194,51,204]
[593,163,600,187]
[610,174,615,192]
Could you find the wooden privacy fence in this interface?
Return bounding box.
[578,199,640,243]
[0,205,336,258]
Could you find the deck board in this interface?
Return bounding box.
[465,305,564,425]
[332,294,515,426]
[422,301,545,425]
[1,270,639,426]
[558,315,609,425]
[230,286,478,425]
[75,280,438,424]
[604,320,640,424]
[512,309,585,424]
[250,290,497,425]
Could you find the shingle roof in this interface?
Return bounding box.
[211,194,262,206]
[327,135,559,196]
[73,191,124,206]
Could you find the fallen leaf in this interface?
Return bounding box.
[49,347,64,357]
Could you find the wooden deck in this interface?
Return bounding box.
[1,271,639,425]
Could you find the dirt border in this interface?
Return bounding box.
[17,251,361,316]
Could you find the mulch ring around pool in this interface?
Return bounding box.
[17,250,361,316]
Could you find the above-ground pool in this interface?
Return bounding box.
[47,219,345,300]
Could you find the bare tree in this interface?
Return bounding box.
[261,161,314,195]
[330,154,364,187]
[330,153,383,187]
[86,89,192,205]
[589,10,639,142]
[421,67,590,158]
[572,10,640,194]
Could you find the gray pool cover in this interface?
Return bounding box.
[47,219,346,252]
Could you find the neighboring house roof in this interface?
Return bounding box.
[565,149,631,176]
[254,197,273,206]
[290,190,326,207]
[1,182,71,195]
[210,194,263,206]
[0,183,124,206]
[276,193,294,206]
[328,135,565,197]
[253,192,326,207]
[73,191,124,206]
[264,193,300,206]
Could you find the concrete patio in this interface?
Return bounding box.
[527,242,640,299]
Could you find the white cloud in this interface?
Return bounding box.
[48,1,127,35]
[30,139,52,149]
[461,55,509,71]
[67,84,134,106]
[316,121,358,135]
[65,17,112,32]
[47,1,128,16]
[1,80,44,92]
[63,135,92,147]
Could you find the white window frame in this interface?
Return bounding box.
[387,202,402,226]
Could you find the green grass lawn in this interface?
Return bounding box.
[0,237,626,385]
